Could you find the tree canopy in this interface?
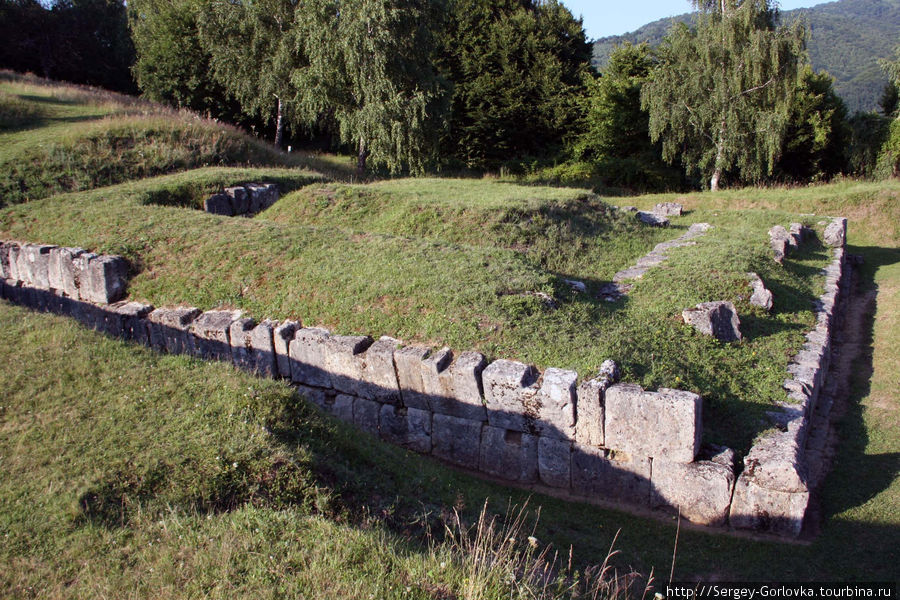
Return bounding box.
[641,0,806,190]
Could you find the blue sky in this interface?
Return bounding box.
[561,1,833,40]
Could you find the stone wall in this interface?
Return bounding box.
[0,220,851,537]
[203,183,279,217]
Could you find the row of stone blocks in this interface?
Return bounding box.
[0,241,127,303]
[729,218,848,538]
[203,183,280,217]
[0,267,739,528]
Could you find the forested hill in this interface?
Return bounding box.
[592,0,900,113]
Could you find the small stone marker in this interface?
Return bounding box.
[682,300,742,342]
[823,218,846,248]
[637,211,669,227]
[653,202,683,216]
[747,272,773,311]
[769,225,791,264]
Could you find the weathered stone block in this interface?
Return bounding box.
[245,182,279,213]
[190,310,241,361]
[421,349,488,421]
[4,243,21,281]
[770,225,791,263]
[571,444,651,505]
[576,379,605,447]
[605,384,701,463]
[823,218,846,248]
[229,317,256,371]
[107,301,153,343]
[729,473,809,537]
[653,202,683,216]
[0,242,13,280]
[748,272,773,312]
[682,300,741,342]
[394,344,433,410]
[535,368,577,439]
[538,436,572,488]
[353,397,381,434]
[295,385,329,411]
[478,426,538,483]
[379,405,432,453]
[482,359,539,432]
[637,211,669,227]
[325,334,373,395]
[432,414,482,467]
[81,255,128,304]
[249,319,276,378]
[289,327,332,388]
[21,244,55,290]
[147,307,201,354]
[326,394,355,423]
[55,247,88,299]
[273,320,299,378]
[204,193,234,216]
[650,459,735,526]
[358,336,402,404]
[225,186,249,215]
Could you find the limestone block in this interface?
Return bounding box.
[289,327,332,388]
[47,246,69,291]
[687,222,712,236]
[56,248,88,299]
[190,310,241,361]
[5,243,21,281]
[379,405,432,453]
[637,211,669,227]
[432,414,482,467]
[478,426,538,483]
[575,379,606,447]
[147,307,201,354]
[21,244,55,289]
[538,436,572,488]
[747,273,773,312]
[295,385,328,411]
[225,186,249,215]
[245,182,279,213]
[571,444,651,506]
[229,317,256,371]
[358,336,402,404]
[788,223,809,248]
[729,473,809,537]
[394,345,433,410]
[682,301,741,342]
[326,394,355,424]
[535,368,577,439]
[740,428,809,493]
[273,320,299,378]
[769,225,791,263]
[250,319,276,378]
[482,359,539,432]
[650,459,735,526]
[823,218,847,248]
[353,397,381,435]
[325,334,373,396]
[605,384,701,463]
[107,301,153,343]
[204,193,234,216]
[81,255,128,304]
[426,350,488,421]
[653,202,683,216]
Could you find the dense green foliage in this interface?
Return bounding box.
[642,0,806,190]
[435,0,591,169]
[593,0,900,114]
[571,43,683,191]
[774,66,850,182]
[293,0,448,175]
[0,0,135,93]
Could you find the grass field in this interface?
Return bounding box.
[0,73,896,594]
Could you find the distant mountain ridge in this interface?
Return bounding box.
[591,0,900,113]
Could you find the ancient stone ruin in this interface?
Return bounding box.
[0,216,851,538]
[204,183,279,217]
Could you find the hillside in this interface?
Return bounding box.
[592,0,900,113]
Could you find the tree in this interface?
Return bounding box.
[641,0,806,190]
[775,66,849,182]
[197,0,303,148]
[436,0,592,169]
[129,0,239,119]
[572,43,683,191]
[292,0,449,175]
[879,46,900,117]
